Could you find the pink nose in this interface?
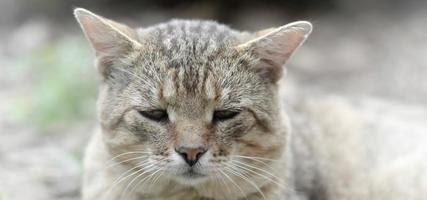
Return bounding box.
[175,146,207,166]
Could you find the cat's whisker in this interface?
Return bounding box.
[229,159,286,189]
[224,165,267,200]
[105,155,149,170]
[105,160,157,197]
[126,166,163,198]
[230,155,276,168]
[213,168,233,197]
[104,161,154,198]
[111,160,156,186]
[230,160,297,193]
[147,166,165,191]
[213,169,233,199]
[105,151,152,164]
[217,167,248,200]
[230,159,280,181]
[231,155,280,162]
[123,158,167,198]
[120,165,160,199]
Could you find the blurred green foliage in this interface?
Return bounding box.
[12,37,97,131]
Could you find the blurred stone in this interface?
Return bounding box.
[0,146,81,200]
[0,0,20,33]
[232,6,290,30]
[7,19,50,56]
[289,8,427,105]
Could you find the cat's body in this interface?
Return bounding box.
[288,95,427,200]
[74,8,426,200]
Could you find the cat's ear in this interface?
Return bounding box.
[236,21,312,83]
[74,8,141,74]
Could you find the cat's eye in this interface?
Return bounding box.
[139,110,168,122]
[213,110,240,122]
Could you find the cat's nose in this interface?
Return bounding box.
[175,146,207,167]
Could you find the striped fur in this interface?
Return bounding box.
[75,8,311,200]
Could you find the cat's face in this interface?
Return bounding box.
[75,8,311,185]
[99,46,282,185]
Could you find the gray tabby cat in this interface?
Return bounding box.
[74,7,310,200]
[74,7,427,200]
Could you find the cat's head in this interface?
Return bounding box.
[75,8,311,186]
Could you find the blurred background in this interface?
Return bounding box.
[1,0,427,199]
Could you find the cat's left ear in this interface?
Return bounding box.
[236,21,312,83]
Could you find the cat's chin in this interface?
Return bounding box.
[173,171,209,186]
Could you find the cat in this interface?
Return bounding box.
[74,7,310,200]
[74,8,427,200]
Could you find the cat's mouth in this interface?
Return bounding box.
[181,168,206,179]
[173,168,208,185]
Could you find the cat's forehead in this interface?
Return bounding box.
[129,44,260,111]
[138,20,243,57]
[125,20,264,110]
[149,52,256,107]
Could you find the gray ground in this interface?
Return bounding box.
[0,1,426,199]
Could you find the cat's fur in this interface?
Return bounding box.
[75,7,310,200]
[74,8,426,200]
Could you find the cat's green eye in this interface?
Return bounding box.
[139,110,168,122]
[213,110,240,122]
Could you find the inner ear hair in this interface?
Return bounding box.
[74,8,143,78]
[236,21,312,83]
[74,8,141,54]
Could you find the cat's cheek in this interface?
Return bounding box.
[217,113,257,139]
[103,128,141,148]
[121,111,164,141]
[216,115,270,155]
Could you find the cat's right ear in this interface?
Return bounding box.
[74,8,141,75]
